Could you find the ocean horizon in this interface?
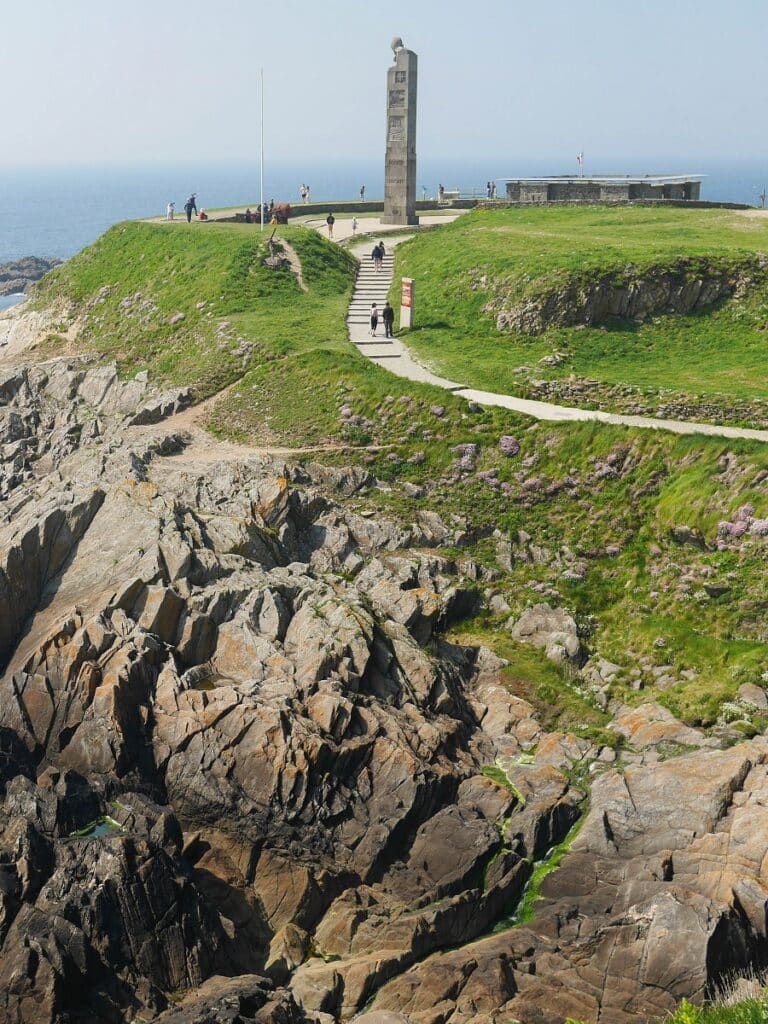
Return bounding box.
[1,157,766,267]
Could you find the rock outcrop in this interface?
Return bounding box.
[0,256,62,296]
[481,256,768,335]
[1,340,768,1023]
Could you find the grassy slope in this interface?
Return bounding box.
[392,206,768,403]
[34,220,359,399]
[33,218,768,728]
[30,216,768,1024]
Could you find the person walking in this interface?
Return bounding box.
[306,185,311,202]
[360,184,366,201]
[351,217,358,236]
[184,193,197,223]
[370,302,379,337]
[486,181,492,198]
[300,184,307,203]
[166,202,175,221]
[382,301,395,338]
[326,212,336,238]
[371,242,381,271]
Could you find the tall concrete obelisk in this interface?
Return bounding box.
[383,37,418,226]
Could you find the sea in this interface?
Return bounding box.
[1,157,766,310]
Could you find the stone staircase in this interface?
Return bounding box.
[347,250,401,360]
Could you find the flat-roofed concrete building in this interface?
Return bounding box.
[502,175,703,203]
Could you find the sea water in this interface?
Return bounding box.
[0,158,766,266]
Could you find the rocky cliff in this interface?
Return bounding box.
[0,256,62,297]
[1,303,768,1024]
[479,256,768,334]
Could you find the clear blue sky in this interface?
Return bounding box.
[2,0,766,167]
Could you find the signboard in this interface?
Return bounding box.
[400,277,414,329]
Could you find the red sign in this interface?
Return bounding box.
[401,277,414,308]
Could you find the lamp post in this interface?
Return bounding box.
[260,68,265,232]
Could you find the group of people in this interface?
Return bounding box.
[166,194,208,222]
[299,184,311,203]
[369,300,394,338]
[486,180,498,199]
[370,240,386,271]
[369,240,393,338]
[244,201,275,223]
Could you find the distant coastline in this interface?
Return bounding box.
[0,159,765,265]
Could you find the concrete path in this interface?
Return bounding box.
[346,236,768,444]
[315,214,461,244]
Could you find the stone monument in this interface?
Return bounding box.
[383,37,418,226]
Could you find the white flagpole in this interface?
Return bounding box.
[260,68,265,232]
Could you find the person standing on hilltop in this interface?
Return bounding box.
[166,201,175,221]
[184,193,197,223]
[326,212,335,238]
[360,184,366,201]
[382,301,395,338]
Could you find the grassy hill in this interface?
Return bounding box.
[392,206,768,422]
[31,217,768,732]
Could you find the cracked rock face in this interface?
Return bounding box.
[1,349,768,1023]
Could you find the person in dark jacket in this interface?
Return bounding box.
[184,193,198,222]
[382,301,395,338]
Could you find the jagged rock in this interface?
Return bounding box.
[609,702,711,750]
[374,740,768,1024]
[508,602,582,664]
[152,975,308,1023]
[129,387,193,425]
[1,324,768,1024]
[0,256,62,296]
[738,683,768,710]
[487,256,767,335]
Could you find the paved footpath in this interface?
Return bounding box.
[346,235,768,444]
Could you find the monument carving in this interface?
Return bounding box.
[383,37,418,225]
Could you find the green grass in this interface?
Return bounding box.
[480,764,526,805]
[392,206,768,410]
[512,813,586,926]
[34,220,358,400]
[664,996,768,1024]
[32,216,768,729]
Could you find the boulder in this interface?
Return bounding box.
[509,602,582,664]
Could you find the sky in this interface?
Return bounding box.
[2,0,767,169]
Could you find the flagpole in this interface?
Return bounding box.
[260,67,265,232]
